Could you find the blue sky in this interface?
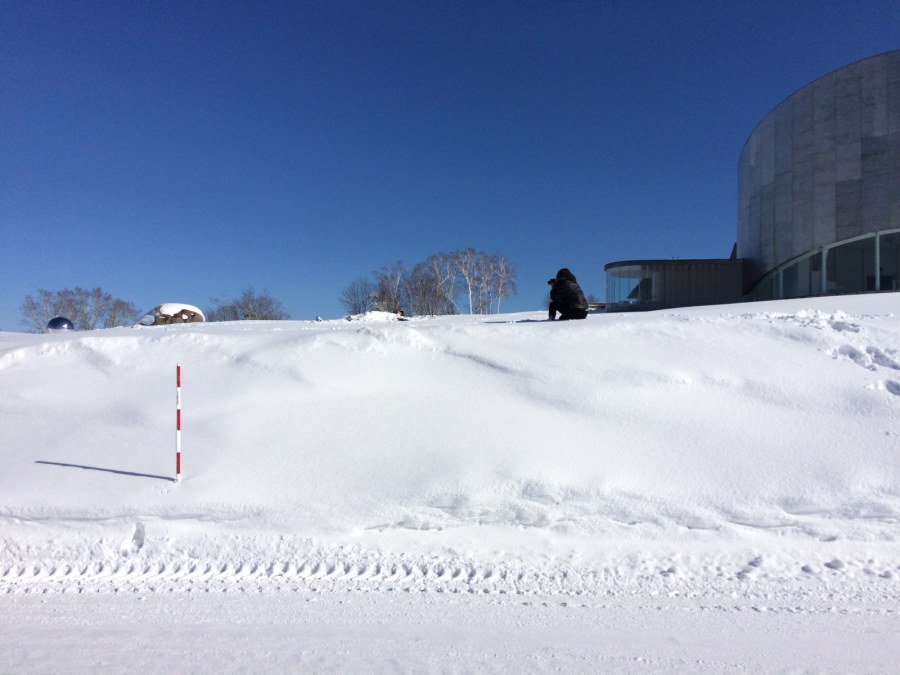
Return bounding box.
[2,0,898,328]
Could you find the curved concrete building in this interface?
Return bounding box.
[737,50,900,299]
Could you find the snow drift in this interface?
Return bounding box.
[1,295,899,597]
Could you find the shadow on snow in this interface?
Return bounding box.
[35,460,175,483]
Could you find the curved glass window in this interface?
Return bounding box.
[827,236,876,294]
[607,264,659,311]
[606,260,744,311]
[878,232,900,291]
[783,251,822,299]
[749,228,900,300]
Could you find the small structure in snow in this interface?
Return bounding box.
[138,303,205,326]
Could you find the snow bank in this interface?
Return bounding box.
[1,294,899,598]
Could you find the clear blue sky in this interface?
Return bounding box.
[2,0,898,328]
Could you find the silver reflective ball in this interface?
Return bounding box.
[47,316,74,332]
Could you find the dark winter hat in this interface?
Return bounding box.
[556,268,576,281]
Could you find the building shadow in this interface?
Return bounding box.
[35,460,175,483]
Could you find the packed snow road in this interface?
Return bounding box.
[3,590,898,673]
[3,532,899,671]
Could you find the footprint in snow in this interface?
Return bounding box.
[836,345,876,370]
[867,346,900,370]
[121,522,145,556]
[829,319,862,333]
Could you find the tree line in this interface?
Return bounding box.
[340,248,517,317]
[17,249,518,331]
[20,286,289,332]
[204,287,288,322]
[21,288,141,332]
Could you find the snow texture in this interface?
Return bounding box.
[1,294,899,672]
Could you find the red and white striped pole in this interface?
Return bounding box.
[176,364,182,482]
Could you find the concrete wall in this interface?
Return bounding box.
[737,50,900,290]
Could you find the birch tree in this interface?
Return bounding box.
[372,262,406,313]
[453,248,480,314]
[426,253,460,315]
[20,287,139,332]
[340,248,517,318]
[491,254,517,314]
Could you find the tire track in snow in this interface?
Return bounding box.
[3,552,898,596]
[1,558,542,593]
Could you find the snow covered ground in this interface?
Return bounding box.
[1,295,899,672]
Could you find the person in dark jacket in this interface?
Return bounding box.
[548,268,589,320]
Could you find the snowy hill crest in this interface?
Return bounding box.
[1,295,899,599]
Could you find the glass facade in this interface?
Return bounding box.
[827,236,876,294]
[782,253,821,299]
[607,264,657,311]
[606,260,744,312]
[750,229,900,301]
[877,231,900,292]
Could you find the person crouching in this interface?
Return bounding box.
[548,268,588,320]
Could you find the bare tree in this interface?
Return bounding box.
[404,262,442,316]
[20,290,57,332]
[425,253,460,315]
[473,251,496,314]
[340,278,376,315]
[60,287,106,330]
[453,248,481,314]
[490,253,517,314]
[371,262,405,313]
[107,298,142,328]
[207,287,289,321]
[20,287,139,332]
[453,249,513,315]
[341,249,517,318]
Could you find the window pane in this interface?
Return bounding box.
[783,253,824,298]
[879,232,900,292]
[606,265,659,310]
[826,236,875,294]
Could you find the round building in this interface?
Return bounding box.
[737,50,900,300]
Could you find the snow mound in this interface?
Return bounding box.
[344,310,409,322]
[1,294,899,600]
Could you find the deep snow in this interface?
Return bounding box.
[1,295,899,672]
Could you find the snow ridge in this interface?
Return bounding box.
[2,295,900,608]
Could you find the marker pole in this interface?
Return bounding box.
[176,364,182,482]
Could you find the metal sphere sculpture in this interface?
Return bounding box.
[47,316,74,332]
